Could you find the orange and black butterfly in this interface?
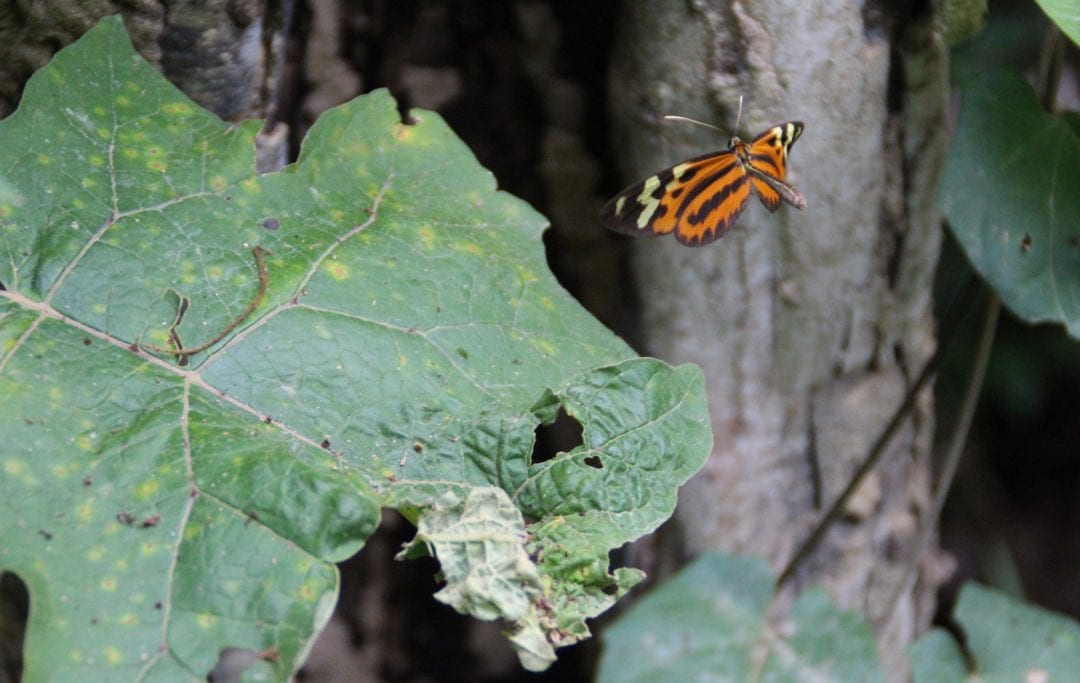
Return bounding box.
[600,120,806,246]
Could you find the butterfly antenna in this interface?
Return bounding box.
[662,115,725,133]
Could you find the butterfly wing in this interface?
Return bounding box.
[600,150,751,246]
[746,121,804,212]
[749,175,782,211]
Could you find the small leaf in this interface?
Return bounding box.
[397,486,551,669]
[909,630,969,682]
[910,582,1080,681]
[955,583,1080,677]
[941,71,1080,338]
[597,553,884,682]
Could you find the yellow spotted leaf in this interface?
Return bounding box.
[0,17,711,680]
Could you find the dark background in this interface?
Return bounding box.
[1,1,1077,681]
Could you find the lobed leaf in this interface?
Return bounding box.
[0,17,711,679]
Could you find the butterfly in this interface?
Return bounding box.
[600,120,806,246]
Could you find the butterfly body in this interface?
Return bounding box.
[601,121,805,246]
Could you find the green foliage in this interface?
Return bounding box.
[0,17,712,680]
[1033,0,1080,47]
[941,71,1080,338]
[911,583,1080,681]
[597,553,884,683]
[600,554,1080,682]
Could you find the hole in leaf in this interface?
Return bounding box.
[583,455,603,469]
[1020,233,1032,253]
[208,646,274,682]
[532,405,584,465]
[0,571,29,681]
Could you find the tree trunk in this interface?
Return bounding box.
[0,0,289,122]
[609,1,951,677]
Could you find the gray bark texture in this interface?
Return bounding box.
[0,0,288,124]
[0,1,292,173]
[608,1,952,678]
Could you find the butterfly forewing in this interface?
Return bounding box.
[748,122,802,180]
[601,150,746,245]
[670,153,750,245]
[600,120,804,246]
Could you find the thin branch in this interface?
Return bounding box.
[777,349,940,588]
[777,273,981,589]
[884,289,1000,615]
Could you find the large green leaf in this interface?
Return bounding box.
[910,582,1080,681]
[941,71,1080,337]
[596,553,884,683]
[1034,0,1080,47]
[0,17,711,680]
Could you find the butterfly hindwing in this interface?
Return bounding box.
[749,175,782,211]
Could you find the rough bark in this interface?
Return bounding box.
[0,0,289,123]
[608,0,951,677]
